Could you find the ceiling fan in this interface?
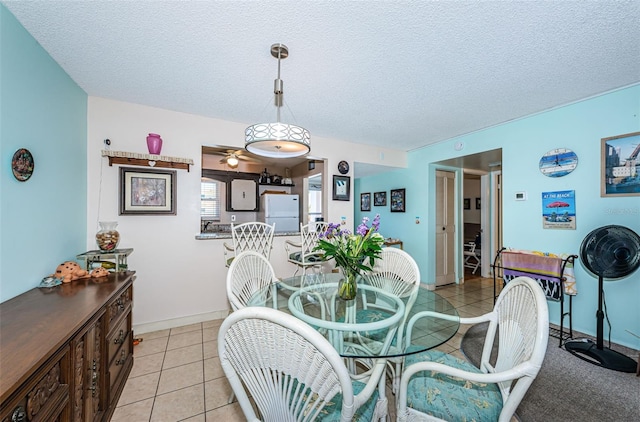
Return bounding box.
[203,147,260,167]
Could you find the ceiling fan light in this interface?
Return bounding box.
[226,155,239,166]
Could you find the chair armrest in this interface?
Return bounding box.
[401,360,539,385]
[405,311,493,348]
[223,242,234,252]
[284,239,301,254]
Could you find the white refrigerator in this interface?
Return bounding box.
[259,194,300,233]
[258,193,300,233]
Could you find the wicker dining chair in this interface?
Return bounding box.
[226,250,279,311]
[218,306,389,421]
[397,276,549,422]
[284,221,329,275]
[358,247,421,393]
[223,221,275,267]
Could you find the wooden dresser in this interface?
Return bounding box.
[0,271,135,422]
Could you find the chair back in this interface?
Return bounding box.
[231,222,275,259]
[226,251,278,311]
[482,276,549,410]
[363,247,421,348]
[365,247,420,297]
[218,307,357,421]
[300,221,328,258]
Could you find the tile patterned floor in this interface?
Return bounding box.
[113,273,498,421]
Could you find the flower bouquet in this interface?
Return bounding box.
[314,214,385,300]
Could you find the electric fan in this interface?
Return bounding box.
[564,225,640,372]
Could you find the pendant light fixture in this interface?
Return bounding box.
[245,43,310,158]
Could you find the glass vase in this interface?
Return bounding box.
[338,266,358,300]
[96,221,120,252]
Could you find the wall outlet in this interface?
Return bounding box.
[231,215,236,222]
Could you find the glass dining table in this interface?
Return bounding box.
[247,272,460,360]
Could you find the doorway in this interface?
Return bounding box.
[306,173,323,224]
[434,149,502,284]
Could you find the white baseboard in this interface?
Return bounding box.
[133,309,229,335]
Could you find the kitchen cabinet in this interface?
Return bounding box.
[228,178,258,211]
[0,272,135,422]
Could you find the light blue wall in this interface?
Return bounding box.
[356,85,640,348]
[1,5,87,301]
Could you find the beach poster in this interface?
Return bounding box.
[542,190,576,230]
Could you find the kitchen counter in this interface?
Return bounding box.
[195,231,300,240]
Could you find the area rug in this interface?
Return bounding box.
[460,323,640,422]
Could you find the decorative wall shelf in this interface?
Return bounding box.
[102,150,194,171]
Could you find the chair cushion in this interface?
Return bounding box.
[319,380,379,421]
[289,252,323,264]
[404,350,503,421]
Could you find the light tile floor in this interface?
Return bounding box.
[113,273,499,421]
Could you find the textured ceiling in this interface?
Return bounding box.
[3,1,639,153]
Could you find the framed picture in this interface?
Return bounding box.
[476,198,481,209]
[390,188,405,212]
[332,175,350,201]
[360,193,371,211]
[374,191,387,206]
[120,167,177,215]
[464,198,471,210]
[601,131,640,197]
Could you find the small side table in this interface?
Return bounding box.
[77,248,134,272]
[384,238,403,250]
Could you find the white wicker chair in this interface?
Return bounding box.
[284,222,329,275]
[218,307,389,421]
[358,247,421,393]
[226,250,279,311]
[463,241,481,274]
[397,276,549,422]
[223,222,275,267]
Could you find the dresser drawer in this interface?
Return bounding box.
[107,312,131,365]
[107,333,132,393]
[0,348,70,422]
[106,285,132,332]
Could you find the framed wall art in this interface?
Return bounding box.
[464,198,471,210]
[374,191,387,206]
[390,188,405,212]
[601,131,640,197]
[332,175,350,201]
[360,192,371,211]
[120,167,177,215]
[476,198,481,209]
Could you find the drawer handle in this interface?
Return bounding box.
[88,358,99,397]
[116,298,125,311]
[116,349,127,366]
[11,406,26,422]
[114,329,125,345]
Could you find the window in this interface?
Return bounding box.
[201,177,221,220]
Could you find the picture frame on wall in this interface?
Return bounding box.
[120,167,177,215]
[464,198,471,210]
[332,175,350,201]
[374,191,387,206]
[476,198,481,209]
[360,193,371,211]
[390,188,406,212]
[601,131,640,197]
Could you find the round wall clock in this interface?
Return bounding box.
[539,148,578,177]
[12,148,35,181]
[338,160,349,174]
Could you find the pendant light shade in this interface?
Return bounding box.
[245,44,310,158]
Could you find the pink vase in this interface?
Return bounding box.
[146,133,163,155]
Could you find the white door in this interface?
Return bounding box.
[435,170,456,286]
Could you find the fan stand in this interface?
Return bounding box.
[564,273,637,373]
